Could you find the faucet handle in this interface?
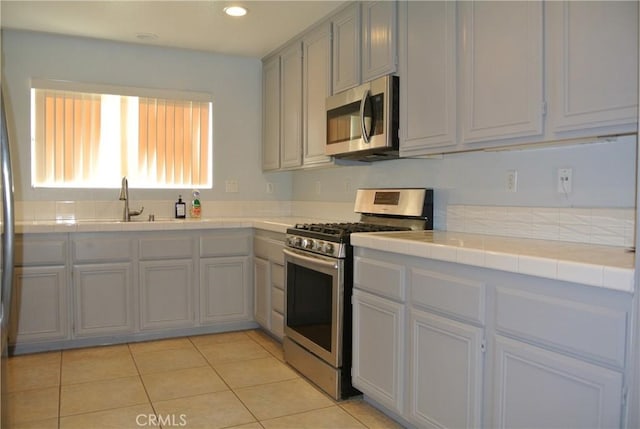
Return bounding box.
[129,206,144,217]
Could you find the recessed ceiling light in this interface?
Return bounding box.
[224,6,248,17]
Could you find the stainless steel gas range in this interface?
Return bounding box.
[283,188,434,400]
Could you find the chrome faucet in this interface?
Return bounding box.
[119,176,144,221]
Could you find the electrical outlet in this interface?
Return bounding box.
[266,182,274,194]
[315,181,322,195]
[506,170,518,192]
[557,168,572,193]
[225,179,239,193]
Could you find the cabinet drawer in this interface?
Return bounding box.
[201,233,250,257]
[73,237,132,263]
[354,256,405,301]
[410,268,486,325]
[271,310,284,339]
[272,264,284,290]
[254,237,284,264]
[495,287,628,368]
[140,236,193,260]
[272,287,285,314]
[16,237,67,266]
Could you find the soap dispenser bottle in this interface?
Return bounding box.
[175,195,186,219]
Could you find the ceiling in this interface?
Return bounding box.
[0,0,347,58]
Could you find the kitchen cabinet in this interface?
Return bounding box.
[332,3,361,93]
[253,230,285,339]
[72,235,134,337]
[200,256,251,324]
[332,1,397,94]
[398,0,457,156]
[458,1,544,146]
[262,55,281,171]
[546,1,638,137]
[280,41,303,169]
[352,256,406,415]
[10,235,69,345]
[302,23,333,167]
[351,244,632,429]
[352,289,405,415]
[138,235,195,330]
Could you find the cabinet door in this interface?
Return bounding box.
[253,257,271,329]
[200,256,251,324]
[399,0,456,156]
[303,24,332,167]
[332,3,361,93]
[409,309,483,429]
[10,266,68,344]
[547,1,638,135]
[73,263,133,337]
[352,289,405,415]
[262,55,281,171]
[459,1,543,144]
[139,260,194,330]
[491,335,623,429]
[280,42,303,169]
[361,1,397,82]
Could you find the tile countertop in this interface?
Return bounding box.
[14,217,314,234]
[351,230,636,293]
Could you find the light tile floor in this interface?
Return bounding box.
[6,329,404,429]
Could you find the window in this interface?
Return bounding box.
[30,80,212,189]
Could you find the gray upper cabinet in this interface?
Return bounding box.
[303,23,333,167]
[262,55,281,171]
[280,41,303,169]
[399,1,457,156]
[361,1,397,83]
[546,1,638,137]
[459,1,544,146]
[332,3,361,93]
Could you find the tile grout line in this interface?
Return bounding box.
[127,343,161,421]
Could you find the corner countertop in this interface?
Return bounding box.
[351,230,635,293]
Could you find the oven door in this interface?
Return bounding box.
[283,247,343,368]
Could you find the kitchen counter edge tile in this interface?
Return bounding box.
[351,230,635,293]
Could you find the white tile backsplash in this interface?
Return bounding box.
[447,205,634,247]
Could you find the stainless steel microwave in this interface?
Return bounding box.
[326,75,399,161]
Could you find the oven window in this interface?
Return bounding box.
[286,263,333,353]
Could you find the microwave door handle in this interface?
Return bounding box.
[359,89,370,143]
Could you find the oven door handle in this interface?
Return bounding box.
[283,248,339,270]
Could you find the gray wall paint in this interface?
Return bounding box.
[2,29,292,202]
[292,136,637,209]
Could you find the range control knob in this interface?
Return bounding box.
[293,237,302,247]
[304,239,314,250]
[324,243,334,255]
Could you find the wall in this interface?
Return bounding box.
[1,29,292,206]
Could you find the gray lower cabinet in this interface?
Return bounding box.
[139,259,194,330]
[200,256,251,324]
[492,335,624,429]
[352,246,631,429]
[11,266,68,344]
[74,263,133,336]
[253,231,285,339]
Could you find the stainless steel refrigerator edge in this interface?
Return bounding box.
[0,89,16,427]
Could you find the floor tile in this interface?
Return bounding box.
[340,398,405,429]
[197,339,271,365]
[7,417,58,429]
[234,378,334,421]
[60,375,148,416]
[6,386,59,425]
[153,391,256,429]
[245,330,285,362]
[227,423,265,429]
[141,366,229,402]
[7,351,61,392]
[128,337,194,355]
[214,356,298,389]
[133,346,208,374]
[61,345,138,385]
[59,403,155,429]
[261,406,367,429]
[189,331,251,347]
